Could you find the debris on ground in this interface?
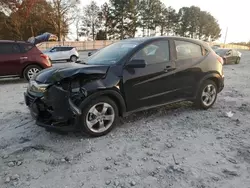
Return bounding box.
[225,111,234,118]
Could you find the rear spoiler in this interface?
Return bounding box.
[27,32,58,45]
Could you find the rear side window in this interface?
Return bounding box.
[0,43,21,54]
[51,47,61,52]
[22,43,34,52]
[227,50,233,56]
[175,40,203,60]
[61,47,73,51]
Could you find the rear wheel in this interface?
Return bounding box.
[70,55,77,62]
[235,57,240,64]
[194,80,218,110]
[80,97,118,137]
[23,65,42,81]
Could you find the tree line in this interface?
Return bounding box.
[0,0,79,41]
[0,0,221,42]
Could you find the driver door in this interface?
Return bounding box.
[49,47,61,60]
[225,50,234,64]
[122,40,177,111]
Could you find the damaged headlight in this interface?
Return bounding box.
[29,80,49,93]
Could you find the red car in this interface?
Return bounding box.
[0,40,52,80]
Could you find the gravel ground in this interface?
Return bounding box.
[1,51,250,188]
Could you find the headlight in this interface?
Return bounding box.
[29,81,49,93]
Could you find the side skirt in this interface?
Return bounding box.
[122,98,194,117]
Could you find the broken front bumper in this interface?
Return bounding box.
[24,85,82,131]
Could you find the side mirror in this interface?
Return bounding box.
[126,59,146,68]
[50,48,57,52]
[88,52,92,56]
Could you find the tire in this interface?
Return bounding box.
[79,96,119,137]
[223,58,227,65]
[70,55,77,62]
[23,65,42,81]
[194,80,218,110]
[235,57,240,64]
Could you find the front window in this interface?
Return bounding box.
[131,40,170,64]
[86,41,139,65]
[215,49,227,56]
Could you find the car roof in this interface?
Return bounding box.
[123,36,210,48]
[0,40,31,44]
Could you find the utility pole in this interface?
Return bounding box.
[223,27,228,48]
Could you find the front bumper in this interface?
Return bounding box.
[218,75,224,93]
[24,86,82,131]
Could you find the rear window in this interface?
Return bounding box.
[22,43,34,52]
[175,40,203,60]
[0,43,21,54]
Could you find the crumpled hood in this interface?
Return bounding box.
[34,63,110,84]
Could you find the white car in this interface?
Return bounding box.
[43,46,79,62]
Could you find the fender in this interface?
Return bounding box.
[79,89,127,117]
[195,72,224,97]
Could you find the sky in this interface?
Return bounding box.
[79,0,249,43]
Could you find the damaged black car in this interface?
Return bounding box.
[24,36,224,137]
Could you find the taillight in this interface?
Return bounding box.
[212,51,224,65]
[217,55,224,65]
[40,54,51,66]
[40,54,49,60]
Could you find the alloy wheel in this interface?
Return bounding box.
[27,68,40,79]
[201,84,217,107]
[71,56,77,62]
[86,102,115,133]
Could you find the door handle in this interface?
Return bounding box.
[20,57,28,60]
[164,66,175,72]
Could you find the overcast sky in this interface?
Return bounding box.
[80,0,249,43]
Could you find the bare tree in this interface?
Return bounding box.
[50,0,80,41]
[81,1,101,41]
[74,7,82,41]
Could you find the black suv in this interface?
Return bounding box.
[24,37,224,137]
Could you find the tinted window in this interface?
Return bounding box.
[132,40,170,64]
[227,50,233,56]
[66,47,73,51]
[51,47,60,52]
[22,43,34,52]
[0,43,21,54]
[175,40,202,60]
[215,49,227,56]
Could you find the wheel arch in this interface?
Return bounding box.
[21,63,43,78]
[195,73,223,97]
[70,54,78,60]
[79,89,127,117]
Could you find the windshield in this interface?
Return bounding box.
[215,49,227,56]
[86,41,139,65]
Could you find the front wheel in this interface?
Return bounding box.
[80,97,119,137]
[70,55,77,62]
[194,80,218,110]
[23,65,42,81]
